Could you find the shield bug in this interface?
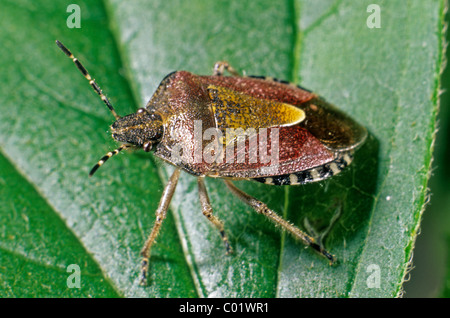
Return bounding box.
[56,40,367,286]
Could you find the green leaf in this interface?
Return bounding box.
[0,0,443,297]
[408,3,450,298]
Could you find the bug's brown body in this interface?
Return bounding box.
[115,71,366,184]
[56,40,367,286]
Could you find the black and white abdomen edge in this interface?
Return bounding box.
[252,151,354,186]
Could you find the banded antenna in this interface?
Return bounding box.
[56,40,120,119]
[56,40,127,176]
[89,144,128,176]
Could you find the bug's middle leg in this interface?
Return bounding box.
[223,179,335,263]
[198,177,232,254]
[139,168,181,286]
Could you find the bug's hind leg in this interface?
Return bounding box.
[139,168,181,286]
[223,180,335,264]
[198,177,232,254]
[213,61,240,76]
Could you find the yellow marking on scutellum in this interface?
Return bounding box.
[209,85,306,130]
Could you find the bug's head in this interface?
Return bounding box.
[111,108,164,152]
[54,41,165,176]
[89,108,164,177]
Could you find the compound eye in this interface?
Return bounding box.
[143,141,152,152]
[137,108,147,114]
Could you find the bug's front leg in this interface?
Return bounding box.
[223,180,335,264]
[139,168,181,286]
